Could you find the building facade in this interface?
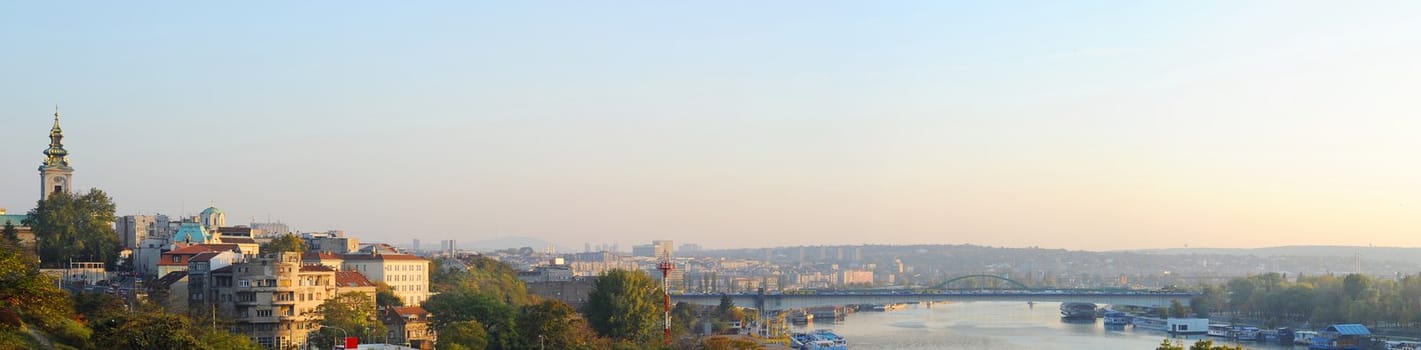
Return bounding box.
[205,252,378,349]
[342,252,430,306]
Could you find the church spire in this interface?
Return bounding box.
[42,106,70,169]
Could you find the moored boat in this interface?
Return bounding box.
[1103,310,1131,327]
[1208,324,1231,337]
[1232,326,1261,341]
[1060,302,1097,319]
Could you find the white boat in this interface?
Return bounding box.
[1209,324,1232,337]
[1232,326,1261,341]
[1294,331,1319,345]
[1131,316,1208,334]
[1386,340,1420,350]
[1134,316,1168,331]
[1103,311,1131,327]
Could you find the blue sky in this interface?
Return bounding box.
[3,2,1419,250]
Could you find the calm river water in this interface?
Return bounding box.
[789,302,1300,350]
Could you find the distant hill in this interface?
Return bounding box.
[459,236,567,253]
[1132,245,1421,265]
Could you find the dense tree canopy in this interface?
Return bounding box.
[582,269,664,345]
[0,239,75,347]
[1196,272,1421,328]
[431,256,533,305]
[515,299,608,350]
[376,282,404,308]
[425,291,519,350]
[260,233,307,254]
[24,189,120,266]
[312,291,386,349]
[92,311,204,350]
[438,320,489,350]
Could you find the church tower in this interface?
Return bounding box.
[39,108,73,201]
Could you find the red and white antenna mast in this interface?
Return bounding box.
[657,254,675,345]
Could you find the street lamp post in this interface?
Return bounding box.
[320,326,348,349]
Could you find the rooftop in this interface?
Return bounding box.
[343,253,427,261]
[300,265,336,272]
[335,271,375,287]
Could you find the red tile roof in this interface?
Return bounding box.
[335,271,375,287]
[390,306,429,317]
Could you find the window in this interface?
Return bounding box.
[238,279,250,287]
[256,309,272,317]
[171,255,180,262]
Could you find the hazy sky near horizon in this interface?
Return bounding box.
[2,2,1419,251]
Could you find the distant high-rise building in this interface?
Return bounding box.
[653,240,674,258]
[678,243,701,253]
[115,215,158,248]
[412,239,420,251]
[853,247,862,262]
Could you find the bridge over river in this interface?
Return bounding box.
[671,290,1196,311]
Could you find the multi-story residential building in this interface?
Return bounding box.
[382,306,437,349]
[632,240,675,258]
[304,231,359,253]
[115,214,171,249]
[205,252,377,349]
[839,269,874,286]
[184,250,242,315]
[342,252,430,306]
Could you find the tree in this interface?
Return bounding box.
[260,233,307,253]
[431,256,533,305]
[438,320,489,350]
[671,302,697,336]
[582,269,663,344]
[1187,339,1244,350]
[1169,300,1189,318]
[515,300,607,350]
[1343,274,1371,301]
[312,291,386,349]
[72,292,127,324]
[0,240,72,333]
[1,222,17,245]
[376,282,404,308]
[92,311,205,350]
[1155,339,1184,350]
[24,189,120,266]
[424,291,518,350]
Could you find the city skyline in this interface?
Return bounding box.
[4,2,1420,250]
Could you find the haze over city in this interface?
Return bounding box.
[3,2,1419,250]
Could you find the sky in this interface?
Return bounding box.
[2,1,1419,251]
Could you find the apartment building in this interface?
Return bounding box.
[205,252,377,348]
[342,252,430,306]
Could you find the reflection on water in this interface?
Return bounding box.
[788,302,1301,350]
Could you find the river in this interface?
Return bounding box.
[789,302,1300,349]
